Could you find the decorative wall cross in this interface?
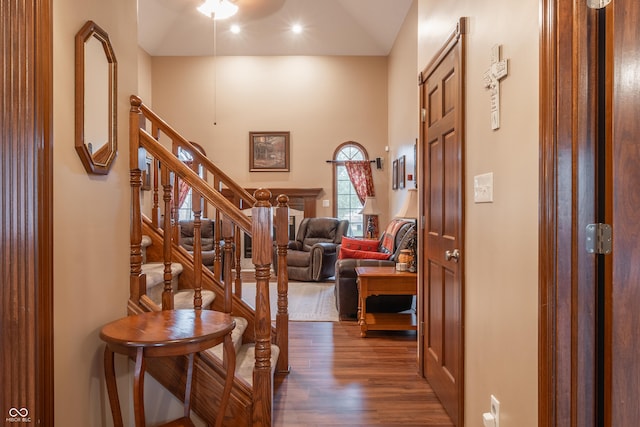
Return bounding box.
[483,44,509,130]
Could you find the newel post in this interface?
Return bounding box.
[275,194,290,374]
[251,189,273,427]
[129,96,146,306]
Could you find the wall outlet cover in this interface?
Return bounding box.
[490,395,500,427]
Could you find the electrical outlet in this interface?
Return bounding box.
[490,395,500,427]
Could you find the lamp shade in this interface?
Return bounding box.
[395,188,418,218]
[360,196,380,216]
[198,0,238,20]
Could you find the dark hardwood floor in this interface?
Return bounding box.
[273,321,454,426]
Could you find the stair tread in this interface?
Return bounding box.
[141,235,152,263]
[172,289,216,310]
[142,262,184,285]
[234,343,280,387]
[141,235,152,248]
[142,262,183,303]
[204,316,249,360]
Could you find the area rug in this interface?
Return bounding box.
[240,281,339,322]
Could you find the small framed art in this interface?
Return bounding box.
[392,159,399,190]
[249,131,290,172]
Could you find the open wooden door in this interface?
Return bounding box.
[419,18,466,427]
[540,0,640,425]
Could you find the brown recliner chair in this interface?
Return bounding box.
[274,217,349,282]
[178,219,216,271]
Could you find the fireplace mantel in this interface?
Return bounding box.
[221,188,323,218]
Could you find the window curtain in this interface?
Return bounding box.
[177,160,194,208]
[345,160,378,236]
[345,160,375,202]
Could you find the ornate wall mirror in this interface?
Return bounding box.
[75,20,117,175]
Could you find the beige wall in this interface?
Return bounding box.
[388,1,419,216]
[150,55,392,225]
[418,1,539,426]
[52,1,182,425]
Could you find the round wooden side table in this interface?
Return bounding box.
[100,309,236,427]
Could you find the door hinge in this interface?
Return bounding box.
[587,0,611,9]
[421,108,427,123]
[586,223,612,255]
[420,321,425,336]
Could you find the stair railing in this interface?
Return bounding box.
[130,95,289,426]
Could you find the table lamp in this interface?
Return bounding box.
[360,196,380,238]
[395,188,418,272]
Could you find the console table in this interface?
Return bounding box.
[355,266,417,337]
[100,309,236,427]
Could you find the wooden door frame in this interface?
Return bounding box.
[1,0,54,424]
[539,0,607,424]
[539,0,563,422]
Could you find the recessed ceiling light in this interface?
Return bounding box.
[230,24,241,34]
[292,24,303,34]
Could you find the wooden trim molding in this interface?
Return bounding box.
[222,188,322,218]
[1,0,54,424]
[538,0,558,424]
[539,0,604,424]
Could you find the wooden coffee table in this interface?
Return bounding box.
[355,266,417,337]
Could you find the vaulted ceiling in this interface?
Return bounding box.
[138,0,413,56]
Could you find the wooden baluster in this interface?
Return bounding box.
[192,193,203,310]
[275,194,290,374]
[129,96,146,305]
[251,189,273,427]
[234,224,242,299]
[213,177,222,281]
[191,158,203,310]
[152,158,160,228]
[161,164,174,310]
[171,159,181,244]
[151,125,160,228]
[221,216,234,314]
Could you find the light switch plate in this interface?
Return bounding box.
[474,172,494,203]
[322,199,330,208]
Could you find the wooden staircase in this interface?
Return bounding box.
[127,95,291,426]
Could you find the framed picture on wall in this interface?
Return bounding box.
[399,155,406,189]
[249,131,290,172]
[392,159,399,190]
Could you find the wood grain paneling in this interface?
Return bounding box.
[1,0,53,424]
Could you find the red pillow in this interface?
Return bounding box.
[338,247,392,260]
[341,236,379,252]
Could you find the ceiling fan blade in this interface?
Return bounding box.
[234,0,286,20]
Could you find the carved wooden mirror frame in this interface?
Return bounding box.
[75,20,117,175]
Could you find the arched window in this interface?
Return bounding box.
[177,143,207,220]
[333,142,368,237]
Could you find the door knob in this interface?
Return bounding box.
[445,249,460,262]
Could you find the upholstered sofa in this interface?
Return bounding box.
[334,218,416,320]
[178,219,216,271]
[274,217,349,282]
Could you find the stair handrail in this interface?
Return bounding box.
[132,95,256,208]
